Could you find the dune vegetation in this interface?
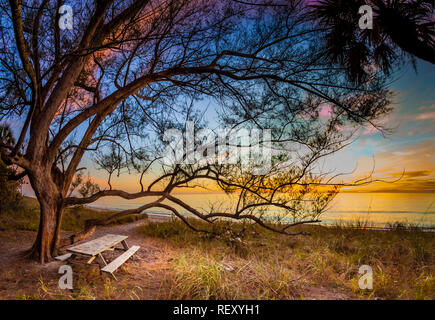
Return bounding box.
[0,196,433,300]
[0,196,146,232]
[1,196,433,300]
[139,219,434,300]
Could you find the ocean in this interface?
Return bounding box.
[88,192,435,229]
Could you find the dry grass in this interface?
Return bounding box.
[139,218,435,300]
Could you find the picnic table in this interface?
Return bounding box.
[55,234,140,280]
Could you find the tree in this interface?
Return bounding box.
[0,0,392,263]
[309,0,435,83]
[94,145,125,190]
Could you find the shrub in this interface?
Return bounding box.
[0,159,23,215]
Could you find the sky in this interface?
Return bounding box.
[17,59,434,197]
[63,59,435,195]
[10,0,433,196]
[326,59,435,192]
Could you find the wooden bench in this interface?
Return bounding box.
[54,253,73,261]
[101,245,140,280]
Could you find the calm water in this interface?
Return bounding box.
[89,192,435,228]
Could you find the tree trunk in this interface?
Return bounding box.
[26,171,64,263]
[27,199,63,263]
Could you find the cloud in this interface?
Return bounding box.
[416,111,435,121]
[388,170,432,178]
[318,104,332,117]
[344,180,435,193]
[342,139,435,192]
[418,104,435,111]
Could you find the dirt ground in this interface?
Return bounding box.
[0,217,352,300]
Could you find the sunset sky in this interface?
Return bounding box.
[16,57,434,197]
[0,0,428,198]
[336,59,435,193]
[62,59,434,195]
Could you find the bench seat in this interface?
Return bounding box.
[101,245,140,279]
[55,253,73,261]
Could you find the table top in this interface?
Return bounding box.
[67,234,128,256]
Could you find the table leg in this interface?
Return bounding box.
[120,240,137,261]
[98,253,107,266]
[87,255,97,264]
[121,240,129,250]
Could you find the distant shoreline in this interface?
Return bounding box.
[85,204,174,221]
[83,204,435,232]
